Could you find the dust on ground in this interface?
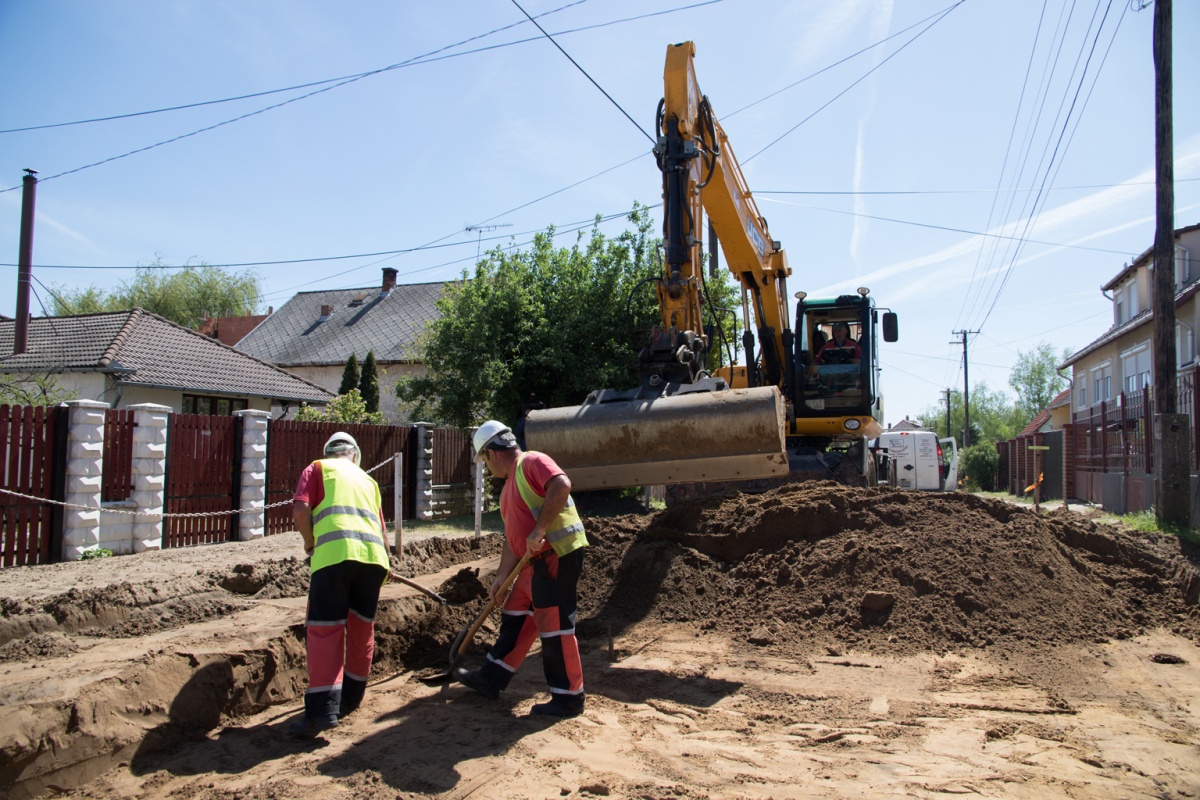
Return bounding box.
[1,484,1198,800]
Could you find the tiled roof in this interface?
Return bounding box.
[0,310,334,403]
[237,281,445,367]
[1017,389,1070,437]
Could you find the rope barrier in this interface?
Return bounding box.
[0,456,398,520]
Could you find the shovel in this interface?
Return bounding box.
[389,571,452,605]
[419,550,534,685]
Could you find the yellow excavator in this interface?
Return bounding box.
[526,41,898,493]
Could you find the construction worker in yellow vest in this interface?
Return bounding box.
[456,420,589,718]
[288,431,390,737]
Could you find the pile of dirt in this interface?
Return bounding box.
[576,483,1200,658]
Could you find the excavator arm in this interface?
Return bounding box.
[524,42,792,491]
[659,41,792,391]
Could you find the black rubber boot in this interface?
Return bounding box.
[455,667,501,700]
[530,696,584,718]
[287,713,339,737]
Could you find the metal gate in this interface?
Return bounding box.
[1041,430,1063,500]
[164,414,240,547]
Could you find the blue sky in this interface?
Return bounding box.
[1,0,1198,424]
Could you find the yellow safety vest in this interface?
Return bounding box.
[310,458,390,578]
[514,453,588,557]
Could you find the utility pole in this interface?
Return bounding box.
[944,388,953,440]
[951,330,978,448]
[464,223,513,260]
[1150,0,1189,526]
[14,169,37,355]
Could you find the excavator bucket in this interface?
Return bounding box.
[524,386,788,491]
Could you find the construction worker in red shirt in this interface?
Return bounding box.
[288,431,390,737]
[455,420,589,718]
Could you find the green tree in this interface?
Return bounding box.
[960,442,1000,491]
[52,262,261,327]
[396,205,738,428]
[358,351,380,414]
[294,389,384,425]
[0,373,77,407]
[916,382,1023,447]
[1009,341,1071,422]
[339,354,361,396]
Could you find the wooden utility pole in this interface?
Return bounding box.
[1150,0,1190,527]
[952,330,978,448]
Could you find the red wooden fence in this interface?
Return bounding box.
[264,420,416,536]
[432,427,472,485]
[102,409,135,502]
[165,414,239,547]
[0,404,63,567]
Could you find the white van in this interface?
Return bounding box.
[872,431,958,491]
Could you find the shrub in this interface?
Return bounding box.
[79,547,114,560]
[960,443,999,491]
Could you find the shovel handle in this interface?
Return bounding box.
[389,571,449,605]
[453,549,535,660]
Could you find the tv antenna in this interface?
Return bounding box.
[464,223,513,259]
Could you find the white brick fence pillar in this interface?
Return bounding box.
[235,409,270,541]
[413,422,434,521]
[61,400,108,561]
[128,403,170,552]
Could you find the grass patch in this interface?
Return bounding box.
[401,509,503,536]
[1119,509,1200,545]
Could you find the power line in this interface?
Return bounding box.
[508,0,654,144]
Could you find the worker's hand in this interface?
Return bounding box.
[488,573,505,603]
[526,528,546,553]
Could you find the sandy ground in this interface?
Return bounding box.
[1,485,1198,800]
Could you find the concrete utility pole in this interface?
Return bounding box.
[952,330,979,448]
[1150,0,1190,527]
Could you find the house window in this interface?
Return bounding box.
[182,394,248,416]
[1120,344,1151,394]
[1075,375,1087,409]
[1180,322,1195,368]
[1177,246,1192,290]
[1090,362,1112,405]
[1114,288,1125,325]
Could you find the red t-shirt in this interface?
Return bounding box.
[294,461,384,528]
[500,451,565,558]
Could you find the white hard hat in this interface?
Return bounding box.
[472,420,515,462]
[324,431,360,464]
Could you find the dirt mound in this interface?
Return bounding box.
[0,535,501,651]
[578,483,1200,657]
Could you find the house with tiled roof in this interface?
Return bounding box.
[0,309,334,414]
[1016,388,1072,438]
[1057,221,1199,511]
[237,268,445,422]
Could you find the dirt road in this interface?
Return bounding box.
[1,484,1198,799]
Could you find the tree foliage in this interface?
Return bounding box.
[915,382,1023,447]
[960,443,999,491]
[294,389,384,425]
[397,206,740,428]
[339,354,361,396]
[52,262,261,327]
[358,351,380,414]
[1009,341,1071,422]
[0,373,77,407]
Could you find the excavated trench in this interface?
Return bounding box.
[1,484,1199,799]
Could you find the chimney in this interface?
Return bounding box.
[319,304,333,319]
[14,170,38,355]
[382,267,397,294]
